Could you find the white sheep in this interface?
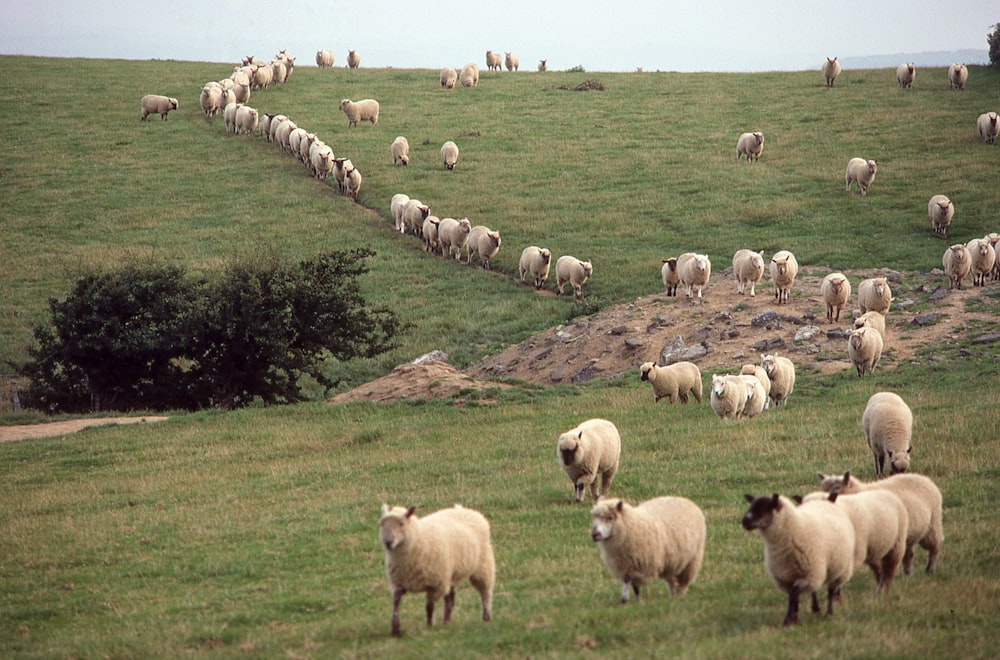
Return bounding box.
[274,118,299,152]
[660,258,679,296]
[676,252,711,300]
[820,273,851,323]
[965,237,996,287]
[298,132,318,166]
[504,52,520,72]
[390,136,410,166]
[199,83,222,117]
[761,353,795,407]
[332,158,354,194]
[438,217,473,260]
[639,361,703,404]
[742,493,855,626]
[315,49,334,68]
[258,113,275,140]
[390,194,410,234]
[988,233,1000,281]
[978,111,999,144]
[537,59,548,72]
[769,250,798,304]
[519,246,552,289]
[267,114,289,143]
[861,391,911,477]
[441,141,459,170]
[234,105,258,135]
[555,255,593,301]
[845,158,877,195]
[818,471,943,574]
[896,63,915,88]
[340,98,379,128]
[467,225,501,270]
[857,277,891,314]
[422,216,441,254]
[948,63,967,90]
[736,132,764,162]
[288,127,308,159]
[347,49,361,69]
[740,364,772,407]
[310,142,335,181]
[822,57,841,87]
[709,374,747,420]
[251,64,273,90]
[739,374,768,419]
[223,102,240,133]
[440,67,457,89]
[403,200,430,237]
[732,249,764,297]
[853,311,886,336]
[460,62,479,88]
[590,496,705,603]
[942,243,971,290]
[848,326,883,378]
[379,503,495,637]
[139,95,178,121]
[557,418,621,502]
[485,50,502,72]
[928,194,954,237]
[345,166,362,200]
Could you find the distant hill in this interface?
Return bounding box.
[839,49,988,69]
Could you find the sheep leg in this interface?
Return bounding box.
[784,585,802,626]
[391,588,405,637]
[574,483,585,502]
[825,587,840,616]
[923,539,939,574]
[425,596,435,627]
[443,587,456,624]
[902,543,915,575]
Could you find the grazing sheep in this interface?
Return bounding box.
[977,111,999,144]
[557,418,621,503]
[379,503,495,637]
[896,63,915,88]
[736,132,764,162]
[818,471,943,574]
[709,374,747,420]
[854,311,886,337]
[440,67,457,89]
[519,246,552,289]
[223,102,240,133]
[928,194,954,237]
[485,50,502,71]
[590,496,706,603]
[761,353,795,407]
[742,493,855,626]
[848,327,883,378]
[200,83,222,117]
[769,250,798,304]
[438,217,473,260]
[315,49,334,68]
[639,361,703,404]
[234,105,258,135]
[732,249,765,297]
[332,158,354,194]
[390,194,410,234]
[948,63,967,90]
[862,391,911,477]
[274,118,299,151]
[965,237,996,287]
[340,98,379,127]
[857,277,891,314]
[422,216,441,254]
[822,57,841,87]
[740,364,772,407]
[460,62,480,87]
[402,200,430,236]
[441,141,459,170]
[739,374,769,419]
[942,244,971,290]
[345,167,362,200]
[676,252,711,300]
[846,158,878,195]
[391,136,410,166]
[820,273,851,323]
[310,142,335,181]
[661,258,679,296]
[538,59,548,72]
[347,49,360,69]
[139,94,178,121]
[467,225,501,270]
[504,52,520,71]
[555,255,593,301]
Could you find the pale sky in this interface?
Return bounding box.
[0,0,994,72]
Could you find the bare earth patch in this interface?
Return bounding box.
[0,416,169,443]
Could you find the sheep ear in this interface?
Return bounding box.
[405,506,417,518]
[843,471,851,484]
[907,447,912,454]
[816,472,826,482]
[791,495,802,505]
[828,492,839,503]
[771,494,782,509]
[578,431,584,440]
[380,503,389,515]
[615,500,624,512]
[744,493,755,503]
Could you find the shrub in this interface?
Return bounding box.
[989,23,1000,69]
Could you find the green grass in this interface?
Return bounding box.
[1,57,1000,657]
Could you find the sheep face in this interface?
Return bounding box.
[378,505,416,551]
[711,374,727,397]
[639,362,654,382]
[558,436,580,468]
[741,493,780,531]
[589,499,624,542]
[888,448,911,474]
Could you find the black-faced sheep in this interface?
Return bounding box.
[862,391,911,477]
[557,418,621,502]
[140,94,178,121]
[661,258,680,296]
[639,361,703,404]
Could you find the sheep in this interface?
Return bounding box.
[740,364,772,407]
[310,142,335,181]
[288,127,308,159]
[379,503,494,637]
[761,353,795,407]
[928,194,954,237]
[402,200,430,237]
[340,98,379,127]
[390,194,410,234]
[258,113,275,140]
[519,246,552,289]
[732,249,765,297]
[267,114,290,143]
[347,49,360,69]
[739,374,768,419]
[345,166,362,200]
[896,63,915,88]
[822,56,841,87]
[857,277,891,314]
[389,136,410,166]
[223,102,240,133]
[538,59,548,72]
[709,374,747,420]
[218,87,236,113]
[590,496,705,603]
[555,255,593,301]
[978,111,999,144]
[987,232,1000,281]
[460,62,479,88]
[818,471,943,574]
[638,361,703,404]
[504,52,520,71]
[315,49,334,68]
[251,64,273,90]
[438,217,473,260]
[557,418,621,502]
[942,243,971,290]
[661,257,680,296]
[275,118,299,152]
[441,141,459,170]
[966,237,997,287]
[139,95,178,121]
[854,311,886,336]
[440,67,457,89]
[298,132,319,166]
[736,132,764,162]
[819,273,851,323]
[862,391,911,477]
[948,63,967,90]
[742,493,855,626]
[422,216,441,254]
[848,326,883,378]
[200,83,222,117]
[769,250,798,304]
[234,105,258,135]
[845,157,877,195]
[332,158,354,194]
[485,50,502,71]
[467,225,501,270]
[676,252,711,300]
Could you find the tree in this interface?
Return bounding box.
[989,23,1000,69]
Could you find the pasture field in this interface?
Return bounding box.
[1,57,999,657]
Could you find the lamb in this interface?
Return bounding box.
[848,327,883,378]
[504,52,520,71]
[638,361,703,404]
[740,364,772,407]
[298,132,318,166]
[258,113,275,140]
[736,132,764,162]
[590,496,706,603]
[345,167,362,200]
[537,59,548,72]
[234,105,258,135]
[309,142,335,181]
[948,63,967,90]
[896,63,915,88]
[441,141,459,170]
[965,237,996,287]
[822,57,841,87]
[440,67,457,89]
[978,111,999,144]
[403,200,431,237]
[942,244,971,290]
[742,493,855,626]
[761,353,795,407]
[660,258,679,296]
[928,194,954,237]
[199,83,222,117]
[557,418,621,502]
[460,62,479,88]
[861,391,911,477]
[519,246,552,289]
[390,136,410,166]
[347,49,360,69]
[315,49,334,68]
[438,217,473,260]
[845,158,877,195]
[709,374,747,420]
[769,250,798,304]
[288,127,308,159]
[340,98,379,127]
[854,311,886,336]
[139,95,178,121]
[676,252,711,300]
[485,50,502,71]
[466,225,501,270]
[820,273,851,323]
[379,503,495,637]
[332,158,354,194]
[390,194,410,234]
[555,255,593,301]
[738,374,768,419]
[732,249,764,297]
[818,471,943,574]
[857,277,891,314]
[422,216,441,254]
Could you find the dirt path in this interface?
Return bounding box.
[0,416,168,443]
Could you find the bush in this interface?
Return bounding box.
[989,23,1000,69]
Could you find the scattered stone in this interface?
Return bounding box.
[751,310,780,328]
[972,332,1000,345]
[609,325,628,336]
[571,366,598,383]
[959,348,975,357]
[794,326,821,343]
[411,350,449,364]
[534,346,553,361]
[826,327,852,339]
[910,314,939,327]
[624,336,645,350]
[895,298,916,311]
[928,287,947,302]
[752,337,785,352]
